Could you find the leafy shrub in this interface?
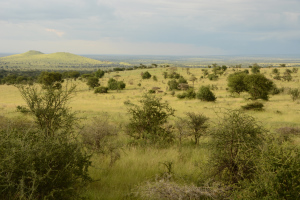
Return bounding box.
[244,74,274,100]
[176,88,196,99]
[207,74,218,81]
[107,78,126,90]
[153,75,157,81]
[142,71,152,79]
[94,86,108,93]
[126,94,175,145]
[167,79,179,90]
[209,110,265,184]
[0,119,91,200]
[241,102,264,111]
[232,141,300,199]
[196,86,216,102]
[87,77,100,89]
[148,89,156,94]
[289,88,300,101]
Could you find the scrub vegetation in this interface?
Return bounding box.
[0,59,300,199]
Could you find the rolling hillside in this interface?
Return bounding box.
[0,50,111,69]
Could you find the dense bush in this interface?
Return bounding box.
[209,110,265,184]
[244,74,274,100]
[168,79,179,90]
[241,102,264,111]
[94,86,108,93]
[87,77,100,89]
[196,86,216,101]
[126,94,175,145]
[176,88,196,99]
[107,78,126,90]
[142,71,152,79]
[227,72,248,94]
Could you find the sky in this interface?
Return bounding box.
[0,0,300,55]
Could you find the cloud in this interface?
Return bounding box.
[0,0,300,54]
[45,28,65,37]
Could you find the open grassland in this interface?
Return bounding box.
[0,66,300,199]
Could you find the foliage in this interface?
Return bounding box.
[94,86,108,93]
[38,71,64,89]
[241,102,264,111]
[176,88,196,99]
[81,114,121,166]
[231,140,300,199]
[94,69,105,78]
[289,88,300,101]
[251,64,260,74]
[126,94,175,145]
[185,112,209,144]
[227,72,248,95]
[153,75,157,81]
[167,79,179,90]
[196,86,216,102]
[87,77,100,89]
[16,84,77,137]
[244,74,274,100]
[207,74,218,81]
[209,110,265,184]
[107,78,126,90]
[142,71,152,79]
[0,123,91,200]
[178,76,187,84]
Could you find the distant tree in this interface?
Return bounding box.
[87,77,100,89]
[244,74,274,100]
[168,79,179,90]
[189,75,197,88]
[196,86,216,102]
[222,65,227,71]
[227,72,248,95]
[107,78,126,91]
[38,71,63,89]
[290,88,300,101]
[279,64,286,67]
[94,69,105,78]
[178,76,187,84]
[272,68,279,74]
[153,75,158,81]
[142,71,152,79]
[251,64,260,74]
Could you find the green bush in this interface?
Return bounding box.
[176,88,196,99]
[207,74,218,81]
[241,102,264,111]
[107,78,126,90]
[0,118,91,200]
[142,71,152,79]
[196,86,216,102]
[209,110,265,184]
[94,86,108,93]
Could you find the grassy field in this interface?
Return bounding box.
[0,66,299,199]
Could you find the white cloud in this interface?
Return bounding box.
[45,28,65,37]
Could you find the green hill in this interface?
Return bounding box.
[0,50,111,69]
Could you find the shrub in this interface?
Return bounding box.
[153,75,157,81]
[241,102,264,111]
[207,74,218,81]
[107,78,126,90]
[185,112,209,144]
[209,110,265,184]
[176,88,196,99]
[87,77,100,89]
[94,86,108,93]
[167,79,179,90]
[196,86,216,102]
[289,88,300,101]
[148,89,156,94]
[227,72,248,95]
[126,94,175,145]
[142,71,152,79]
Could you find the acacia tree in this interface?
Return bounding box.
[244,74,274,100]
[227,72,248,95]
[126,94,175,144]
[16,84,77,137]
[185,112,209,144]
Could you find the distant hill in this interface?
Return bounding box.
[0,50,112,69]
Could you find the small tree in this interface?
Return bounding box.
[196,86,216,102]
[244,74,274,100]
[94,69,105,78]
[38,71,64,89]
[94,86,108,94]
[227,72,248,95]
[126,94,175,144]
[142,71,152,79]
[185,112,209,144]
[251,64,260,74]
[290,88,300,101]
[107,78,126,91]
[209,110,265,184]
[87,77,100,89]
[168,79,179,90]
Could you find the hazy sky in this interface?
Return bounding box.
[1,0,299,55]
